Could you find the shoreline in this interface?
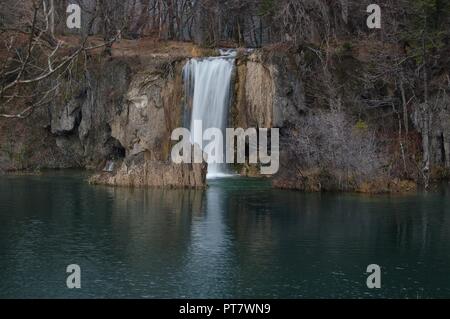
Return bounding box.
[2,168,449,196]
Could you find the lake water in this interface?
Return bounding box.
[1,172,450,298]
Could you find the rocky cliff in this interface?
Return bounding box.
[0,42,209,188]
[232,43,449,192]
[1,40,449,192]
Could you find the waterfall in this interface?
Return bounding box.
[183,50,236,179]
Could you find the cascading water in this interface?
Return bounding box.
[183,50,236,179]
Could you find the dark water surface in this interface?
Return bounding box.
[1,171,450,298]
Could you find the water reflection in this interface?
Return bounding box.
[0,174,450,298]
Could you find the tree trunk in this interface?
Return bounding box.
[421,19,430,188]
[49,0,55,37]
[132,0,150,36]
[399,77,409,135]
[167,0,175,39]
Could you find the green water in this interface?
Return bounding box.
[1,172,450,299]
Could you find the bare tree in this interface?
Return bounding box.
[0,0,120,118]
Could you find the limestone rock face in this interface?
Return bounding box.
[3,43,448,191]
[48,59,132,168]
[232,49,306,178]
[51,99,82,135]
[110,60,184,162]
[89,156,207,189]
[233,50,305,130]
[238,60,274,128]
[93,58,194,187]
[42,56,186,174]
[0,51,206,188]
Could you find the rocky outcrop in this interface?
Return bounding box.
[93,56,204,187]
[109,59,184,162]
[0,49,208,188]
[231,49,306,177]
[233,45,449,192]
[232,50,305,129]
[50,58,132,168]
[89,153,207,188]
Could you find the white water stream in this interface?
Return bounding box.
[183,50,236,178]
